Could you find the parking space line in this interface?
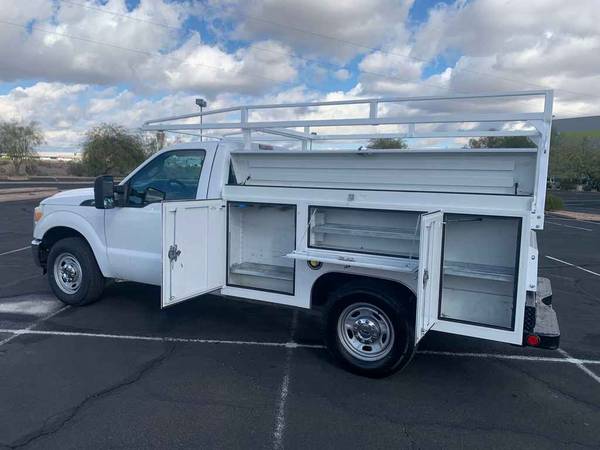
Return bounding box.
[547,216,600,226]
[0,246,31,257]
[3,327,600,367]
[0,327,327,349]
[417,350,600,364]
[558,348,600,385]
[545,221,593,231]
[0,305,70,347]
[545,255,600,277]
[273,310,297,450]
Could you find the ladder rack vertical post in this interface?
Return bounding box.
[534,90,554,228]
[241,107,251,150]
[302,126,310,151]
[369,101,378,120]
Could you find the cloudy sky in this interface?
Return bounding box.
[1,0,600,151]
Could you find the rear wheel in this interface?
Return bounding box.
[325,281,415,377]
[48,237,105,306]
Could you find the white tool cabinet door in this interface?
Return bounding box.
[415,210,444,343]
[162,199,226,307]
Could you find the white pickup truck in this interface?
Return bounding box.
[32,93,560,377]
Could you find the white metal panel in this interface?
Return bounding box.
[527,230,539,291]
[432,213,530,344]
[161,199,226,307]
[416,211,444,343]
[223,185,533,218]
[230,150,537,195]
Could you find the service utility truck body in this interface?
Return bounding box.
[32,91,560,377]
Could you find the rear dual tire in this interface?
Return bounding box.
[325,281,415,378]
[48,237,105,306]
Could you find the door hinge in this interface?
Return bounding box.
[423,269,429,287]
[168,244,181,262]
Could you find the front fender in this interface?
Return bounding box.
[35,209,113,278]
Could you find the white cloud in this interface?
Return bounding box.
[334,69,350,81]
[224,0,414,62]
[0,0,297,96]
[408,0,600,116]
[2,0,600,152]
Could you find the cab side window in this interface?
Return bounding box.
[127,150,206,206]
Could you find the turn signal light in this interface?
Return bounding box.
[34,206,43,223]
[526,334,541,346]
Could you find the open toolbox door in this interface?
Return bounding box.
[162,199,226,307]
[415,211,444,344]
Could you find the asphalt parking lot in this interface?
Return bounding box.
[0,191,599,449]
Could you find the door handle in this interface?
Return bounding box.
[168,244,181,262]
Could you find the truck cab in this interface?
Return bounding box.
[32,141,232,287]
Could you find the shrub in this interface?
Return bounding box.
[67,160,86,176]
[545,192,564,211]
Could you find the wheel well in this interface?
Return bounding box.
[311,272,415,311]
[39,227,87,267]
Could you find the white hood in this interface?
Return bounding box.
[41,188,94,206]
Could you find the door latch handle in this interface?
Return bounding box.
[168,244,181,262]
[423,269,429,287]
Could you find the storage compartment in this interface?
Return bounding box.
[439,214,521,329]
[308,206,421,258]
[227,202,295,294]
[231,149,537,195]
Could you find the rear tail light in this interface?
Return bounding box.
[526,334,541,346]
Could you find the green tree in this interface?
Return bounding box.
[548,132,600,189]
[81,124,147,176]
[367,138,407,149]
[0,120,44,174]
[468,135,535,148]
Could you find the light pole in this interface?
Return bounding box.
[195,98,207,142]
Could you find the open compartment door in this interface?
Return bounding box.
[415,211,444,343]
[162,199,226,307]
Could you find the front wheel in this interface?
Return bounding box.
[48,237,105,306]
[325,281,415,377]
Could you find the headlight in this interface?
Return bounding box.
[34,206,43,223]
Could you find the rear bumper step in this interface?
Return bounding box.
[524,277,560,349]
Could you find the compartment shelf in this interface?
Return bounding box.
[312,223,419,241]
[288,249,418,273]
[229,262,294,281]
[443,261,514,282]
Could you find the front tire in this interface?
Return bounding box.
[325,281,415,378]
[48,237,105,306]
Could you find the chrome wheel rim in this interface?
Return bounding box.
[53,252,82,295]
[337,303,394,362]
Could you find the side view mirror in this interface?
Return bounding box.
[94,175,114,209]
[144,187,166,203]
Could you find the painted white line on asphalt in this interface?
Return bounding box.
[546,221,593,232]
[547,216,600,226]
[558,348,600,385]
[0,246,31,257]
[0,327,327,349]
[546,221,593,231]
[545,255,600,278]
[273,310,298,450]
[273,350,292,450]
[4,325,600,374]
[417,350,600,364]
[0,305,70,347]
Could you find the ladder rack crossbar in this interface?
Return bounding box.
[141,90,552,145]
